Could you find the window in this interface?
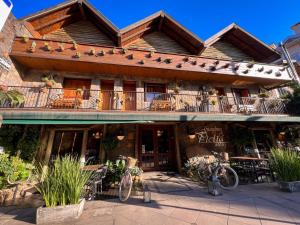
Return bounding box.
[63,78,91,100]
[144,83,166,102]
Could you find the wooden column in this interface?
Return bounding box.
[36,126,49,161]
[42,129,55,173]
[100,124,107,163]
[80,129,89,165]
[174,124,182,173]
[135,124,139,159]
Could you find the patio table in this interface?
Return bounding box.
[81,164,103,171]
[230,156,272,183]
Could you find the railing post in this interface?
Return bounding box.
[262,98,268,114]
[35,88,41,108]
[45,88,51,107]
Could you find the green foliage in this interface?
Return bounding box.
[228,126,253,152]
[0,125,40,161]
[270,148,300,182]
[105,159,126,184]
[0,154,33,189]
[286,83,300,115]
[36,156,92,207]
[0,89,25,107]
[102,134,118,152]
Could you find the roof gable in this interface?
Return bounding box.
[120,11,204,54]
[22,0,119,45]
[204,23,281,62]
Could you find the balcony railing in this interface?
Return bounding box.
[0,86,287,115]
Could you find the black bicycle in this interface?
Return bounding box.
[197,151,239,190]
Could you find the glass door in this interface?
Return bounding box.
[139,126,175,171]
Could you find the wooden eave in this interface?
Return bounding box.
[204,23,281,63]
[10,37,291,88]
[21,0,119,45]
[120,11,204,54]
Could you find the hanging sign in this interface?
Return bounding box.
[195,127,226,146]
[0,0,13,32]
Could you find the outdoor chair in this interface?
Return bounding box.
[84,165,108,200]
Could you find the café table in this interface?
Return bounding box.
[230,156,272,183]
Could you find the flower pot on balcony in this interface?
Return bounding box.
[278,181,300,192]
[36,199,85,224]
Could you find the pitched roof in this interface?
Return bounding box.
[22,0,119,45]
[204,23,281,62]
[119,11,204,54]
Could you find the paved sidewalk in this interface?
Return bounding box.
[1,172,300,225]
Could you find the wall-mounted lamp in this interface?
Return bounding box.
[117,128,125,141]
[93,131,102,139]
[187,127,196,139]
[157,130,163,137]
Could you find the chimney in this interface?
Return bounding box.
[291,22,300,34]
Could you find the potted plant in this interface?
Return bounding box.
[270,148,300,192]
[41,74,56,88]
[89,48,95,55]
[22,36,29,43]
[72,41,78,50]
[44,42,51,51]
[35,156,92,224]
[75,52,81,58]
[58,43,64,52]
[258,92,270,98]
[29,41,36,53]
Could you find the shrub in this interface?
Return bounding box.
[105,159,125,184]
[0,154,33,189]
[184,155,216,181]
[270,148,300,182]
[0,125,40,162]
[36,155,92,207]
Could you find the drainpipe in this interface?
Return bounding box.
[280,41,300,84]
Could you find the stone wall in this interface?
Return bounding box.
[0,14,31,86]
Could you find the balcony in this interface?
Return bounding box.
[0,86,288,116]
[10,37,292,87]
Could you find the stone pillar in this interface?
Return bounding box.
[136,80,144,110]
[174,124,182,173]
[80,129,89,165]
[89,78,100,109]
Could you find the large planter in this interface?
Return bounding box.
[278,181,300,192]
[36,199,85,224]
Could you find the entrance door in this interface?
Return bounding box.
[139,125,176,171]
[123,81,136,111]
[100,80,114,110]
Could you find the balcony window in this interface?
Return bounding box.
[144,83,166,102]
[63,78,91,100]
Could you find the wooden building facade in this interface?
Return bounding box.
[0,0,299,171]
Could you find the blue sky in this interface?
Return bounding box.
[11,0,300,45]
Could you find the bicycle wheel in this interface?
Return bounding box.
[214,165,239,190]
[119,172,132,202]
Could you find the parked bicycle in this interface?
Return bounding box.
[118,156,138,202]
[197,151,239,190]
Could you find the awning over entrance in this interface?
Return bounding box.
[2,110,300,124]
[3,119,154,125]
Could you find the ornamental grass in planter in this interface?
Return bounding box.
[35,156,92,224]
[270,148,300,192]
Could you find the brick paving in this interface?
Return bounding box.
[1,172,300,225]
